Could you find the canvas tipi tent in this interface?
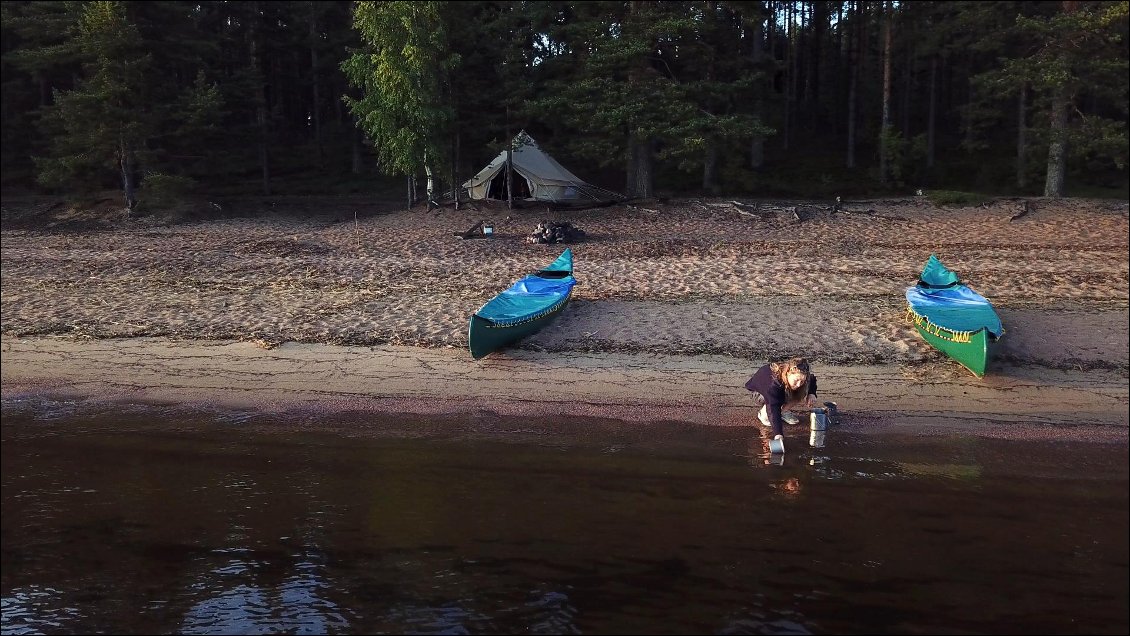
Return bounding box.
[463,132,621,206]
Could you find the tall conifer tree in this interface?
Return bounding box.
[34,1,151,209]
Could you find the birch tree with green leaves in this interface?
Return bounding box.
[342,0,457,206]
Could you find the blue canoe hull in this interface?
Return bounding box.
[468,298,572,359]
[468,249,575,359]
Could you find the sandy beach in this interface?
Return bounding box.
[2,194,1128,442]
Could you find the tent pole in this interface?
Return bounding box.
[506,107,513,210]
[506,144,513,210]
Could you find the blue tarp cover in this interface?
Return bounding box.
[541,249,573,274]
[476,250,575,325]
[906,255,1002,337]
[478,275,575,323]
[919,254,960,287]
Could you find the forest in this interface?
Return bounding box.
[1,0,1127,212]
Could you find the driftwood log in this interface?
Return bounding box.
[454,220,491,239]
[1009,200,1033,222]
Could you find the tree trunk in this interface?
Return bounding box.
[506,143,514,209]
[452,131,459,210]
[962,73,974,152]
[703,142,719,194]
[1016,84,1027,190]
[625,0,654,198]
[702,0,719,192]
[1043,86,1070,198]
[901,27,913,139]
[506,108,513,209]
[629,136,654,199]
[424,164,435,210]
[257,113,270,195]
[422,148,436,210]
[309,3,323,170]
[927,55,936,169]
[879,0,893,186]
[767,0,776,69]
[750,137,765,171]
[782,0,793,151]
[833,1,846,137]
[248,2,270,196]
[1043,1,1080,198]
[846,0,860,168]
[351,117,364,174]
[838,1,847,61]
[625,137,639,195]
[750,4,765,170]
[810,0,827,131]
[803,1,812,107]
[120,138,136,214]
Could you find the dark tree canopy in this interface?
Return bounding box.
[1,0,1126,207]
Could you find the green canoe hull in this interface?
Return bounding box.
[914,323,991,378]
[468,299,571,359]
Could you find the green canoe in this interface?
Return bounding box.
[468,249,576,359]
[905,313,993,377]
[905,255,1004,378]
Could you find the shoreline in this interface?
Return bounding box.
[3,195,1127,445]
[3,336,1126,444]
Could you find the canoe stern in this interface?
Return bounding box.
[906,304,991,377]
[469,296,571,359]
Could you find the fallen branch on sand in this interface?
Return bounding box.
[627,204,658,213]
[1009,200,1032,222]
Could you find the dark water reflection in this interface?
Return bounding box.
[2,398,1127,635]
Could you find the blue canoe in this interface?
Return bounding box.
[468,249,576,359]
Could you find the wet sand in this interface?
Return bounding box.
[1,337,1126,444]
[2,194,1128,443]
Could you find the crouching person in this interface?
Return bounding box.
[745,357,818,449]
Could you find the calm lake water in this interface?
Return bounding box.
[2,397,1127,635]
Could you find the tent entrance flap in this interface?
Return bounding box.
[485,169,531,200]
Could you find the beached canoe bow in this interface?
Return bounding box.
[468,248,576,359]
[905,255,1004,377]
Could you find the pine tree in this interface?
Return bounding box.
[973,0,1128,197]
[1,1,85,186]
[34,1,153,210]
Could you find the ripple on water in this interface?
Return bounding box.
[2,585,85,635]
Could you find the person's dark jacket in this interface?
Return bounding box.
[745,364,818,436]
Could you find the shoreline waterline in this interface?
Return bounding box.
[3,336,1126,444]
